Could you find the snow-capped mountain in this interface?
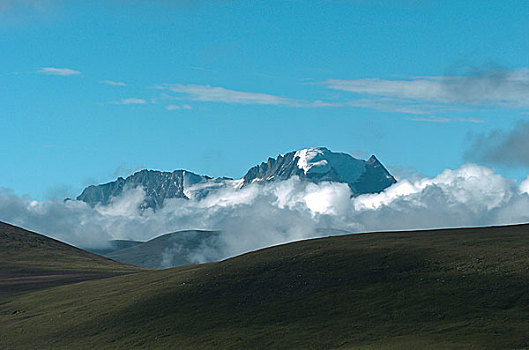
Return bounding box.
[76,169,223,209]
[241,147,396,193]
[76,147,396,209]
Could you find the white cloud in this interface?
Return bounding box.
[0,0,49,13]
[1,164,529,265]
[111,98,147,105]
[100,80,126,87]
[342,98,432,115]
[152,71,527,119]
[38,67,81,76]
[155,84,400,110]
[156,83,300,106]
[95,186,146,217]
[326,78,445,101]
[353,164,514,212]
[325,68,529,109]
[520,176,529,195]
[408,116,452,123]
[165,104,192,111]
[408,116,484,123]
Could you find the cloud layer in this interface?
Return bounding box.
[2,164,529,266]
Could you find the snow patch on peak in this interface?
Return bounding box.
[294,147,331,174]
[293,147,366,183]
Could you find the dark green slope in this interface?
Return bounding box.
[3,223,529,348]
[0,221,142,300]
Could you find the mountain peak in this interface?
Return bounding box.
[241,147,396,193]
[293,147,364,179]
[76,169,212,209]
[367,155,379,164]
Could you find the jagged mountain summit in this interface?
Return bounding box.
[77,147,396,209]
[242,147,396,193]
[76,169,221,209]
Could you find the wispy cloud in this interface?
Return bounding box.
[190,66,215,73]
[0,0,49,13]
[155,83,377,109]
[38,67,81,76]
[343,98,431,115]
[151,69,526,122]
[100,80,126,87]
[325,68,529,109]
[111,98,147,105]
[151,80,497,123]
[408,116,452,123]
[165,104,192,111]
[409,116,484,123]
[156,84,300,106]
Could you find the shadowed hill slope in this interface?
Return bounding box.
[3,223,529,348]
[0,222,142,300]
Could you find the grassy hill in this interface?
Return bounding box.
[0,221,142,301]
[3,223,529,348]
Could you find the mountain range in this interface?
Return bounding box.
[77,147,396,209]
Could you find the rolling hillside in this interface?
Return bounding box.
[0,221,142,301]
[2,223,529,348]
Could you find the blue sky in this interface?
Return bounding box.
[1,0,528,200]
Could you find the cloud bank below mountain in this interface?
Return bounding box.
[2,164,529,264]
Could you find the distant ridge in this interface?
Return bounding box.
[103,230,219,269]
